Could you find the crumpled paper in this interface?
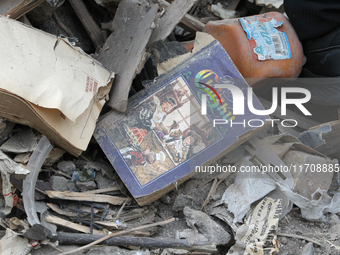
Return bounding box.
[227,197,281,255]
[0,151,30,216]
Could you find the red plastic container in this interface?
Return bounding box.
[203,12,305,85]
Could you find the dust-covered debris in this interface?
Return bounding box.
[0,1,339,255]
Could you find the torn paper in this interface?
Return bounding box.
[227,197,281,255]
[0,16,114,122]
[0,229,29,255]
[221,157,276,223]
[0,151,29,216]
[298,124,331,149]
[278,185,340,221]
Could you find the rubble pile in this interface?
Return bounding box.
[0,0,340,255]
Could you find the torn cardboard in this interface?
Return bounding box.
[0,16,113,122]
[0,16,114,155]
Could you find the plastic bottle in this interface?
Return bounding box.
[202,12,305,85]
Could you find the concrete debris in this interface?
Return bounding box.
[76,181,97,192]
[301,242,315,255]
[51,176,77,192]
[57,161,77,176]
[0,1,339,255]
[183,206,231,245]
[172,195,194,212]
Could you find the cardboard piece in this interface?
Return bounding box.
[0,16,114,156]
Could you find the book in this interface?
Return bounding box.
[0,16,114,156]
[94,39,270,205]
[0,0,44,19]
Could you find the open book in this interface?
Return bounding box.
[0,16,114,156]
[94,37,270,205]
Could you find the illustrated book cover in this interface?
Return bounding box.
[94,39,270,205]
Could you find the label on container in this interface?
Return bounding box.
[240,18,291,61]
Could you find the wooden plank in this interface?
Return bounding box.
[147,0,198,47]
[69,0,104,48]
[57,229,216,251]
[0,0,44,20]
[258,97,320,130]
[45,215,104,235]
[97,0,158,112]
[45,190,130,205]
[157,0,204,33]
[84,187,119,194]
[46,203,101,217]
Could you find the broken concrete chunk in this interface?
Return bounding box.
[23,224,51,241]
[95,171,115,190]
[282,150,336,200]
[176,228,208,242]
[51,176,76,192]
[172,195,194,212]
[301,242,314,255]
[76,180,97,191]
[84,160,115,179]
[160,194,172,205]
[82,246,150,255]
[183,206,231,245]
[57,161,77,176]
[160,248,189,255]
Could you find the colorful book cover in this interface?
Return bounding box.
[94,40,269,204]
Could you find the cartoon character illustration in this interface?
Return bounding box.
[165,129,205,163]
[120,146,165,167]
[139,96,166,130]
[161,96,177,113]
